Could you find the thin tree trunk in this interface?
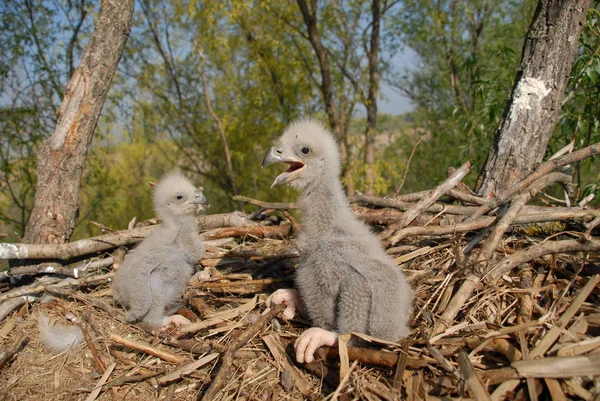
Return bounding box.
[364,0,381,196]
[296,0,354,195]
[476,0,590,198]
[22,0,134,244]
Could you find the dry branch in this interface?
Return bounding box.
[403,208,597,241]
[110,334,185,364]
[0,212,255,261]
[381,162,471,245]
[512,355,600,378]
[457,350,491,401]
[0,337,29,370]
[0,272,114,302]
[203,224,290,240]
[157,352,219,385]
[200,304,286,401]
[351,194,477,215]
[472,141,600,220]
[489,240,600,281]
[477,172,571,263]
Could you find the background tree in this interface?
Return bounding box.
[22,0,134,245]
[477,0,592,198]
[0,0,94,240]
[390,0,538,190]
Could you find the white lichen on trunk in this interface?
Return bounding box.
[512,77,551,111]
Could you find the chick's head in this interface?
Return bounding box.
[154,172,209,219]
[263,119,340,190]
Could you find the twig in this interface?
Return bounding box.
[0,257,114,281]
[478,172,571,264]
[110,334,186,364]
[0,295,39,322]
[179,295,259,335]
[233,195,297,210]
[470,141,600,220]
[489,240,600,281]
[0,272,114,301]
[200,304,286,401]
[203,224,290,240]
[330,360,359,400]
[157,352,219,385]
[351,193,477,215]
[85,362,115,401]
[0,212,255,261]
[392,340,409,391]
[394,133,426,196]
[529,275,600,359]
[382,162,470,245]
[315,346,431,369]
[457,349,491,401]
[0,337,29,370]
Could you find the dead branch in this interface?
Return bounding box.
[179,296,259,335]
[110,334,186,364]
[489,240,600,281]
[457,349,491,401]
[512,354,600,378]
[529,275,600,359]
[203,224,291,240]
[381,161,471,244]
[433,172,576,335]
[194,278,290,295]
[0,212,255,261]
[471,141,600,220]
[315,346,430,369]
[477,172,571,263]
[0,296,39,322]
[0,257,114,281]
[0,337,29,371]
[200,304,286,401]
[157,352,219,385]
[233,195,297,210]
[350,193,476,215]
[0,272,114,302]
[387,208,599,242]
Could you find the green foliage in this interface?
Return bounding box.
[390,0,537,192]
[2,0,599,243]
[553,7,600,204]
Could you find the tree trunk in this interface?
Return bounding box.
[476,0,590,198]
[364,0,381,196]
[22,0,134,245]
[296,0,354,195]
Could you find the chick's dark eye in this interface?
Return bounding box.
[176,195,184,200]
[301,146,310,155]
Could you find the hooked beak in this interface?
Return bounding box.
[194,192,210,212]
[262,147,306,188]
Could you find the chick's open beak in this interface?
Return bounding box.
[262,147,306,188]
[194,192,210,211]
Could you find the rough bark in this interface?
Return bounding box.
[477,0,590,198]
[22,0,134,245]
[364,0,381,196]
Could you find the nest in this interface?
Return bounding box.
[1,155,599,400]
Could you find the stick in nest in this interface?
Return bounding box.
[200,303,286,401]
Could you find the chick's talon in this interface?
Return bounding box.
[294,327,339,364]
[162,314,191,327]
[268,288,303,320]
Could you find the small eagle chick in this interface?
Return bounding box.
[263,120,413,363]
[112,172,209,329]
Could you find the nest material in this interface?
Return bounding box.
[1,152,600,400]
